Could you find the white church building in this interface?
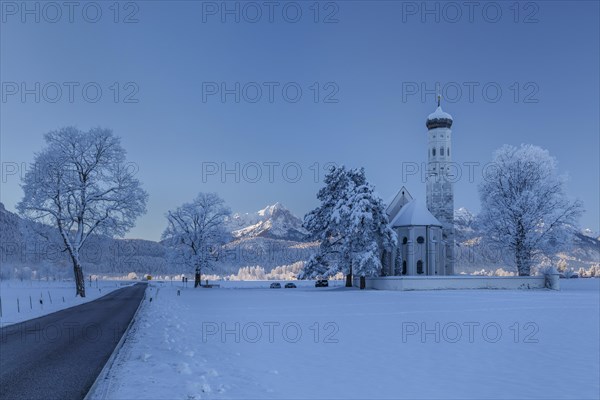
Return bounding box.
[382,98,455,276]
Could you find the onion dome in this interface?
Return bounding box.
[426,96,453,129]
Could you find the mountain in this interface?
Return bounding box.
[216,203,315,274]
[3,199,595,278]
[0,202,167,278]
[229,203,308,241]
[0,202,315,279]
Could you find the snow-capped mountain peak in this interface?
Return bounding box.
[229,203,308,241]
[257,202,284,217]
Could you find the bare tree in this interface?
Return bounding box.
[17,127,148,296]
[162,193,231,287]
[478,144,583,276]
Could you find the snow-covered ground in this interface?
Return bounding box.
[99,279,599,399]
[0,280,127,326]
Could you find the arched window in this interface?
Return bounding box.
[447,148,450,157]
[402,237,408,245]
[440,147,445,156]
[402,260,407,275]
[417,236,424,244]
[432,148,436,156]
[417,260,424,274]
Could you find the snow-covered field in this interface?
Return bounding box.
[99,279,599,399]
[0,280,126,326]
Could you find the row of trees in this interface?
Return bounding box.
[17,127,232,296]
[15,126,585,295]
[301,145,583,281]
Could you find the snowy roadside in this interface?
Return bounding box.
[101,279,599,399]
[0,280,133,326]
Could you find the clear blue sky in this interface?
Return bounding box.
[1,1,598,241]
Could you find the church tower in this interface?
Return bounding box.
[425,96,455,275]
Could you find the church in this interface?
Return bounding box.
[381,98,455,276]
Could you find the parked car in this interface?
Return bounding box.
[270,282,282,288]
[284,283,297,288]
[315,279,329,287]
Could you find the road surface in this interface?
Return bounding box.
[0,283,147,400]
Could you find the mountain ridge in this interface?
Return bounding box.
[1,202,597,277]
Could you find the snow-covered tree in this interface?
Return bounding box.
[336,183,397,288]
[300,166,365,284]
[556,258,568,272]
[478,144,583,276]
[300,166,396,288]
[17,127,148,296]
[162,193,231,286]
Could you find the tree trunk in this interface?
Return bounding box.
[515,220,530,276]
[73,261,86,297]
[345,273,352,287]
[515,243,531,276]
[360,276,366,290]
[195,264,201,288]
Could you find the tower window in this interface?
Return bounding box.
[440,147,444,156]
[432,148,436,156]
[417,260,424,274]
[417,236,424,244]
[402,237,408,245]
[447,148,450,157]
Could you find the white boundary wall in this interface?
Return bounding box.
[353,275,557,291]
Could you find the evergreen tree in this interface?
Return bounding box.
[300,166,396,288]
[335,183,397,288]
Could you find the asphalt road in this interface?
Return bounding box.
[0,283,147,400]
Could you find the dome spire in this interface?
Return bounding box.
[426,91,453,130]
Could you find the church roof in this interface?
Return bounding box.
[385,186,413,221]
[426,105,453,129]
[390,199,442,227]
[427,106,453,121]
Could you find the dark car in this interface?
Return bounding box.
[315,279,329,287]
[270,282,282,288]
[284,283,297,288]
